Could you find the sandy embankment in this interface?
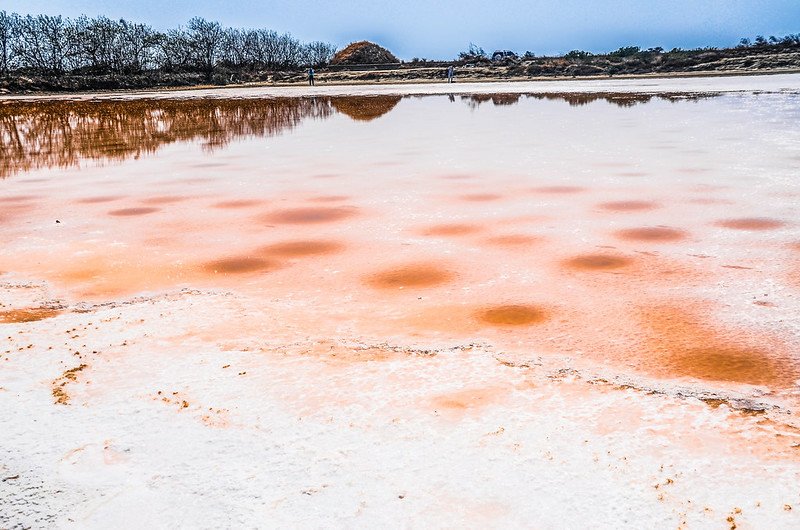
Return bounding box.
[1,71,799,101]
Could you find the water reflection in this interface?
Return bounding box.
[0,97,333,178]
[459,92,711,108]
[0,92,710,178]
[462,94,522,108]
[330,96,402,121]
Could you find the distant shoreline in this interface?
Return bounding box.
[1,68,799,100]
[2,71,798,102]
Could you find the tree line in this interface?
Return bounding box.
[0,12,337,79]
[458,33,800,63]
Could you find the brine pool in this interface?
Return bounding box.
[2,76,800,528]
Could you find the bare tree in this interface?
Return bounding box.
[2,11,337,78]
[12,15,46,71]
[187,17,224,79]
[220,27,244,68]
[0,11,20,75]
[13,14,77,74]
[276,33,304,68]
[238,29,261,69]
[158,27,192,71]
[302,41,336,66]
[74,15,119,72]
[255,29,280,68]
[117,20,158,72]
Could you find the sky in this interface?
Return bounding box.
[3,0,799,60]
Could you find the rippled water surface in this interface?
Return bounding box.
[2,88,800,392]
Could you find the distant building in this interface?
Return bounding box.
[492,50,519,61]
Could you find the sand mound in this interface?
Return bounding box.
[332,41,399,65]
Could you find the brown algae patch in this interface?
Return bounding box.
[75,195,125,204]
[366,263,455,290]
[689,198,734,205]
[262,206,356,224]
[0,195,37,203]
[459,193,502,202]
[287,340,412,364]
[52,364,88,405]
[202,256,280,274]
[440,173,476,180]
[484,235,541,247]
[714,218,786,231]
[598,200,659,212]
[641,306,797,387]
[476,304,550,326]
[532,185,586,194]
[259,240,344,258]
[668,347,782,386]
[615,227,687,242]
[0,307,62,323]
[308,195,350,202]
[563,253,633,271]
[53,255,194,298]
[421,223,482,237]
[108,207,161,217]
[212,199,262,209]
[141,196,187,205]
[430,387,507,412]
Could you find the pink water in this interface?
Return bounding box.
[2,87,800,392]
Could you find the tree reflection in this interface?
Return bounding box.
[330,96,401,121]
[0,92,714,178]
[0,97,340,178]
[460,92,712,108]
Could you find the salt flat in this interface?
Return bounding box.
[1,74,800,528]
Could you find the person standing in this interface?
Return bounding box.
[308,67,315,86]
[447,65,454,83]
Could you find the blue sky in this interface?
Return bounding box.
[4,0,799,59]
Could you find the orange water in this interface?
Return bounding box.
[1,92,799,390]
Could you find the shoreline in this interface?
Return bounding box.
[1,68,799,100]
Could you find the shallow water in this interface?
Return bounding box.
[5,79,800,528]
[1,85,800,392]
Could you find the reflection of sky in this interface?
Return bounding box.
[2,92,798,186]
[4,0,800,59]
[0,94,714,178]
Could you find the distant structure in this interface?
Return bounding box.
[331,41,399,65]
[491,50,519,62]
